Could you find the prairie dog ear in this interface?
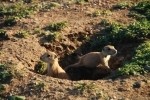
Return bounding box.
[54,54,58,59]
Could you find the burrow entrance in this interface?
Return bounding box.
[39,30,140,81]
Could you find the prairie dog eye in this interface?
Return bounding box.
[107,48,111,51]
[47,54,50,57]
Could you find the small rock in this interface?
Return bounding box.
[118,98,129,100]
[133,81,141,88]
[147,80,150,84]
[118,87,128,92]
[55,46,63,51]
[112,96,117,99]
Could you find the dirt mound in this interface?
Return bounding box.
[0,36,46,69]
[0,0,150,99]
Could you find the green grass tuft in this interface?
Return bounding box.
[129,0,150,20]
[7,95,26,100]
[34,61,47,75]
[89,10,112,17]
[40,2,61,11]
[90,19,150,50]
[45,32,60,42]
[118,41,150,75]
[0,64,13,84]
[45,21,67,32]
[0,29,9,40]
[0,84,5,94]
[0,2,37,18]
[75,0,89,4]
[4,16,17,26]
[127,19,150,39]
[74,82,97,95]
[15,30,29,38]
[113,2,131,9]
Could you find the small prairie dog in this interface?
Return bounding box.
[67,45,117,69]
[40,51,68,79]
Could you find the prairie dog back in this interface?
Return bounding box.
[67,45,117,69]
[80,52,101,67]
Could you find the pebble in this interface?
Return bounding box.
[118,87,128,92]
[133,81,141,88]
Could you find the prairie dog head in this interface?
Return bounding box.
[102,45,117,56]
[40,51,58,63]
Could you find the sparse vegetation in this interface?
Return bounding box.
[45,32,60,42]
[73,82,106,99]
[127,19,150,39]
[0,29,6,36]
[75,0,89,4]
[90,10,150,76]
[44,21,67,32]
[101,10,112,16]
[41,21,67,42]
[0,84,5,94]
[100,19,110,26]
[7,95,26,100]
[4,17,17,26]
[23,0,32,3]
[118,41,150,75]
[34,61,47,75]
[28,81,45,93]
[113,1,131,9]
[0,29,9,40]
[34,82,45,92]
[39,30,60,42]
[15,30,29,38]
[92,10,112,17]
[0,64,13,84]
[0,0,149,99]
[92,10,101,17]
[40,2,61,11]
[90,19,150,50]
[128,0,150,20]
[0,2,37,18]
[74,82,97,95]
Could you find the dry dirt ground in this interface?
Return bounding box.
[0,0,150,100]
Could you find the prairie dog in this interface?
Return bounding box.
[67,45,117,69]
[40,51,68,79]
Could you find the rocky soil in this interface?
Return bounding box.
[0,0,150,99]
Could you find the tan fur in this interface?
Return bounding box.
[40,51,68,79]
[67,45,117,69]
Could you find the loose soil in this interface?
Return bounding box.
[0,0,150,100]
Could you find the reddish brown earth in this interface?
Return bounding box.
[0,0,150,99]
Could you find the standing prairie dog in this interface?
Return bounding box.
[67,45,117,69]
[40,51,68,79]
